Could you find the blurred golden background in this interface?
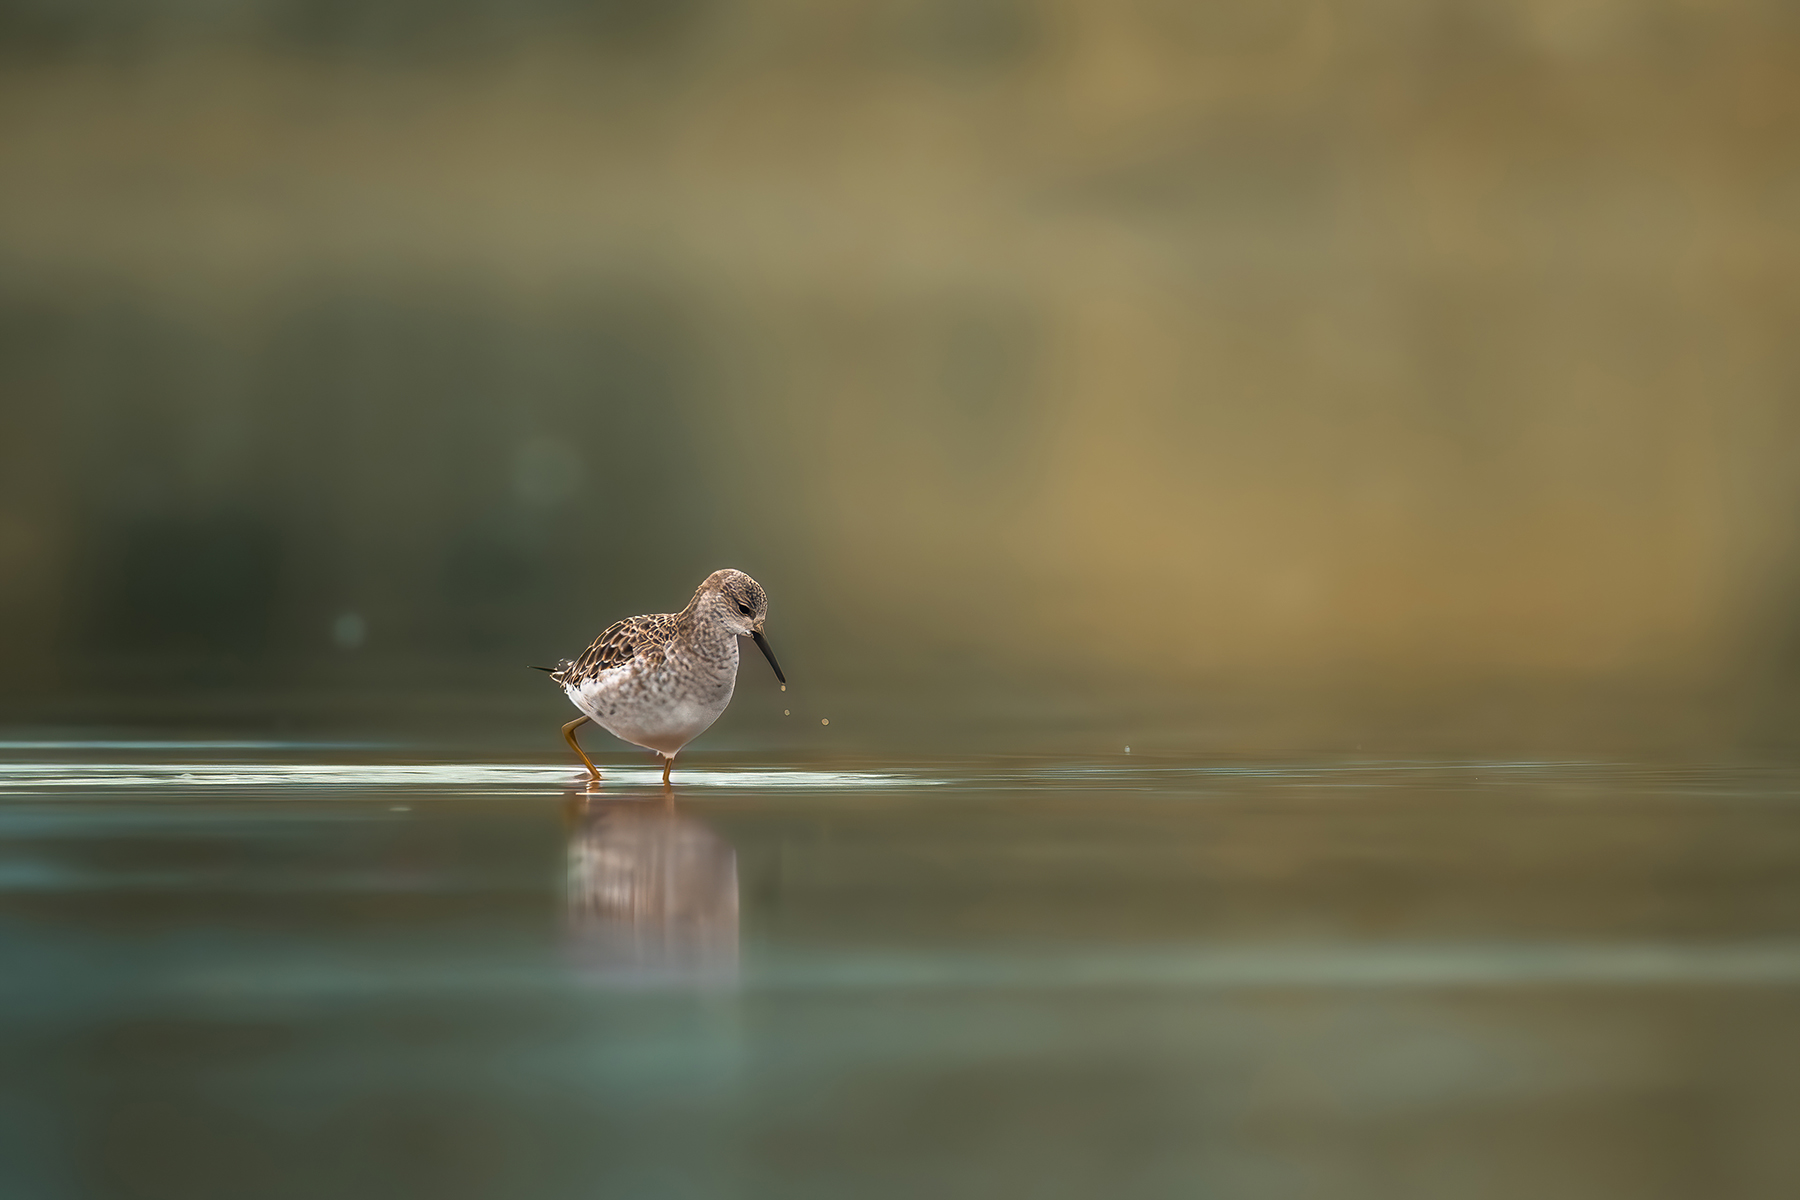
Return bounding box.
[2,0,1798,750]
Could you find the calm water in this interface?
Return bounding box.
[4,749,1800,1199]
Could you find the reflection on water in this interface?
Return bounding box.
[564,791,738,985]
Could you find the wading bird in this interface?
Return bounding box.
[535,569,785,786]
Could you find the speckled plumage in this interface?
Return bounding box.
[544,569,783,783]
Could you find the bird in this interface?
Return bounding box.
[534,569,785,787]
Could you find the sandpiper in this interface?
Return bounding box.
[535,569,785,786]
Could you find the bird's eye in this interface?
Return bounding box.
[737,603,752,616]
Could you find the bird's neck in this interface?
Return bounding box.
[677,604,739,667]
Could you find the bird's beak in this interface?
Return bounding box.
[751,630,786,684]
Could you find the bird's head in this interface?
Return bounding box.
[694,569,785,683]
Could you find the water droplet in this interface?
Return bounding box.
[821,718,829,726]
[1124,745,1131,754]
[783,709,790,716]
[780,684,786,691]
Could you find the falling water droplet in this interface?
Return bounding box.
[821,718,829,726]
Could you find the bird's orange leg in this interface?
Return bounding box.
[661,754,674,787]
[562,717,600,786]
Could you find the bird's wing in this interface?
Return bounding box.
[551,613,679,685]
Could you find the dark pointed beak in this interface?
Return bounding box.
[751,629,786,684]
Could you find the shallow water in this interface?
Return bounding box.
[4,749,1800,1199]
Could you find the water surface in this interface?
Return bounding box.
[4,749,1799,1199]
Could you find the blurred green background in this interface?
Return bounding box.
[3,0,1799,751]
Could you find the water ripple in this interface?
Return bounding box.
[0,762,933,792]
[147,940,1800,1002]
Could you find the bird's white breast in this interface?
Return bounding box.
[566,640,740,757]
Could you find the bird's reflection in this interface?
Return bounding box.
[563,788,739,985]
